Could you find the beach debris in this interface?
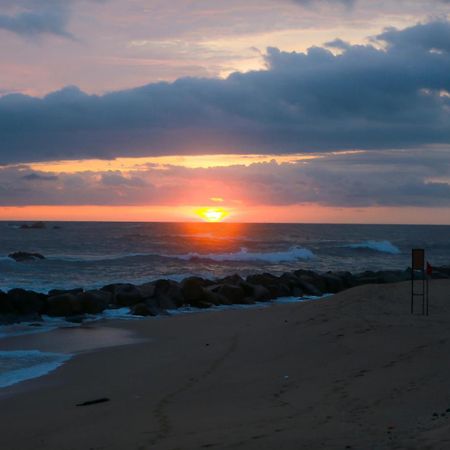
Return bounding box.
[76,397,110,407]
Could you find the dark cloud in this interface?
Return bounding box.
[22,172,58,181]
[0,0,72,38]
[1,20,450,164]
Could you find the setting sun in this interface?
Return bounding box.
[195,207,229,222]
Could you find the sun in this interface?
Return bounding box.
[195,207,229,222]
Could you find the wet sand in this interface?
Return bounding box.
[1,280,450,449]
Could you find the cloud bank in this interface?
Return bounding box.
[1,148,449,208]
[1,20,450,164]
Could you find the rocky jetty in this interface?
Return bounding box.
[1,266,449,324]
[8,252,46,262]
[19,221,46,230]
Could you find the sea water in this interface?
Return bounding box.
[1,222,449,292]
[0,350,71,388]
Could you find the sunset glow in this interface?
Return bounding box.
[195,207,229,222]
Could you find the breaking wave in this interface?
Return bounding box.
[346,240,401,255]
[174,246,315,263]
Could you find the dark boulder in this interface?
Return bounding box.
[217,274,245,286]
[47,293,83,316]
[154,279,184,308]
[137,282,156,299]
[246,284,272,302]
[321,272,347,293]
[246,273,290,297]
[6,289,46,314]
[294,270,327,294]
[181,277,209,305]
[20,221,46,229]
[211,284,246,304]
[102,284,143,306]
[48,288,83,297]
[8,252,45,262]
[131,302,158,316]
[79,290,111,314]
[0,290,15,314]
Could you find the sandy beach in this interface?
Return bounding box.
[1,280,450,449]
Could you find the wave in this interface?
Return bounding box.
[0,350,71,388]
[346,240,401,255]
[174,246,315,263]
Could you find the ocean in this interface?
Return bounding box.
[1,221,449,293]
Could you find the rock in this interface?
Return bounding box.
[279,272,305,295]
[20,221,46,229]
[203,289,229,306]
[79,290,111,314]
[212,284,246,304]
[48,288,84,297]
[6,289,46,314]
[131,302,158,316]
[322,272,347,293]
[294,279,323,297]
[47,293,82,316]
[246,273,290,297]
[8,252,45,262]
[154,279,184,308]
[0,290,15,314]
[294,270,327,294]
[102,284,143,306]
[246,284,272,302]
[181,277,209,303]
[217,274,245,286]
[376,270,409,284]
[137,282,156,299]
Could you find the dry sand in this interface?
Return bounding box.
[1,280,450,449]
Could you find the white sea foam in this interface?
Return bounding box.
[0,350,71,388]
[173,246,315,263]
[347,240,401,255]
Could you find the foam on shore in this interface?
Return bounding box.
[0,350,71,388]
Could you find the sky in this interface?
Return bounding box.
[1,0,450,223]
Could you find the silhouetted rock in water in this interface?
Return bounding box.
[102,283,143,306]
[79,290,111,314]
[20,221,46,229]
[210,284,246,304]
[47,293,83,316]
[53,225,62,230]
[246,273,291,298]
[8,252,45,262]
[246,284,272,302]
[0,291,15,315]
[6,289,46,315]
[153,279,184,309]
[48,288,84,297]
[131,302,158,316]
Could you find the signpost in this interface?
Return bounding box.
[411,249,429,315]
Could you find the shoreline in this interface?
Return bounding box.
[1,280,450,449]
